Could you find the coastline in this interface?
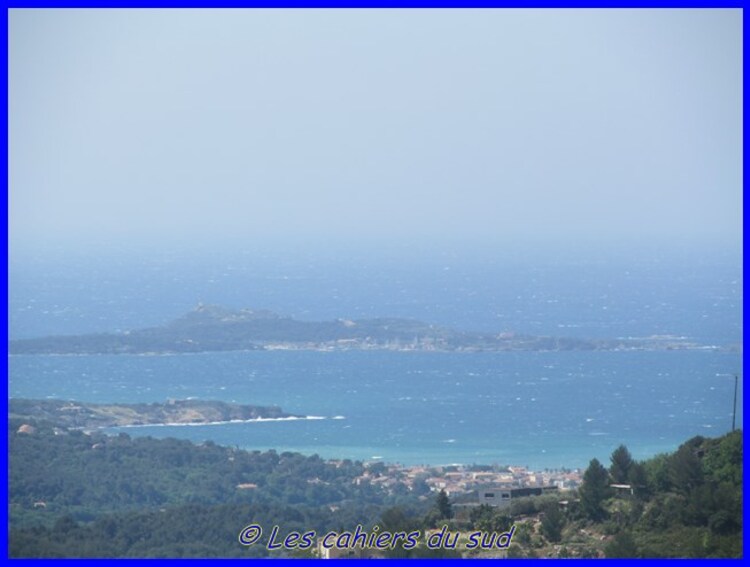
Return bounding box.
[108,414,332,428]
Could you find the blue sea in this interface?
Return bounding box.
[7,244,743,469]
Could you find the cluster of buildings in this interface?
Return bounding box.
[346,461,583,506]
[317,463,586,558]
[262,336,450,352]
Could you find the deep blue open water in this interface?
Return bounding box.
[8,246,743,469]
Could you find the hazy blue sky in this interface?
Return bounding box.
[9,9,742,253]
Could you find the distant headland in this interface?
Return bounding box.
[9,398,301,430]
[8,304,723,355]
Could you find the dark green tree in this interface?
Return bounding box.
[702,430,742,486]
[609,445,633,484]
[643,453,671,493]
[410,478,431,496]
[434,489,453,520]
[627,461,649,498]
[668,444,704,495]
[540,502,565,543]
[579,458,610,521]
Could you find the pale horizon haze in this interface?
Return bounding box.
[9,8,743,256]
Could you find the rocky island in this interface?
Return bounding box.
[8,304,713,355]
[9,398,300,430]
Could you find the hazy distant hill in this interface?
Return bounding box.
[8,304,706,355]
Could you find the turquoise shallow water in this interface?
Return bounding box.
[9,349,742,469]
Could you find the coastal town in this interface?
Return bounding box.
[336,459,582,504]
[310,460,585,558]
